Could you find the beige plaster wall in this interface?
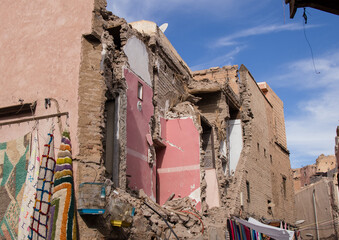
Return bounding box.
[295,179,338,239]
[0,0,95,154]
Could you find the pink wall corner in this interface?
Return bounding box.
[124,68,156,200]
[156,118,201,210]
[205,168,220,208]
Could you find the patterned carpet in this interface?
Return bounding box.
[29,133,55,240]
[50,131,77,240]
[0,133,31,239]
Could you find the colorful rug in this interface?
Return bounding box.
[18,129,40,240]
[29,133,55,240]
[0,133,31,239]
[49,131,77,240]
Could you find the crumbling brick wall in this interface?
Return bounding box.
[229,65,295,224]
[226,65,273,220]
[73,2,297,237]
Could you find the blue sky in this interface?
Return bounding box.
[107,0,339,168]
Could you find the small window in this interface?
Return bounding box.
[282,176,287,198]
[267,200,272,214]
[137,82,143,100]
[246,181,250,202]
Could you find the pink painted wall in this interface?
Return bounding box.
[156,118,201,209]
[125,69,156,200]
[205,169,220,208]
[0,0,95,154]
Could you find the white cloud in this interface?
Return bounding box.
[215,23,320,47]
[190,46,244,71]
[277,50,339,168]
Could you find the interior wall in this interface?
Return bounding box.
[156,118,201,210]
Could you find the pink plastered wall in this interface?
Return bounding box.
[156,118,201,210]
[125,69,156,200]
[0,0,95,155]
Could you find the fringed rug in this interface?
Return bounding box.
[0,133,31,239]
[18,129,40,240]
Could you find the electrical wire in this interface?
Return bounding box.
[299,217,339,231]
[302,8,320,75]
[143,201,179,240]
[180,210,204,234]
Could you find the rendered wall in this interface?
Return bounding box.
[0,0,95,155]
[295,179,338,239]
[156,118,201,209]
[205,169,221,208]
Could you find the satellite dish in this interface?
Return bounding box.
[159,23,168,33]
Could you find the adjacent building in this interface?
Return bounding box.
[293,152,339,239]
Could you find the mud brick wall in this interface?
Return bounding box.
[153,52,187,117]
[258,82,288,149]
[225,65,295,224]
[232,66,273,218]
[77,37,106,166]
[193,66,239,96]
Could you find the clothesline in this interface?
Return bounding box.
[227,217,299,240]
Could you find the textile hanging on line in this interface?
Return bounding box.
[49,131,77,240]
[0,133,31,240]
[18,129,40,240]
[234,217,294,240]
[29,132,56,240]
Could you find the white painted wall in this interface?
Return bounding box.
[123,36,152,86]
[228,119,243,175]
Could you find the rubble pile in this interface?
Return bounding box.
[99,185,227,239]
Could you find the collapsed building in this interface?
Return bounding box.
[0,0,296,239]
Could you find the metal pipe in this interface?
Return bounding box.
[312,189,320,240]
[0,112,68,126]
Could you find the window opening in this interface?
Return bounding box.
[268,200,272,214]
[201,119,215,169]
[138,82,143,100]
[282,176,287,198]
[104,99,120,187]
[246,181,250,202]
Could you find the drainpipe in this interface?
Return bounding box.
[312,189,320,240]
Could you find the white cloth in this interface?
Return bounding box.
[18,129,40,240]
[235,217,294,240]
